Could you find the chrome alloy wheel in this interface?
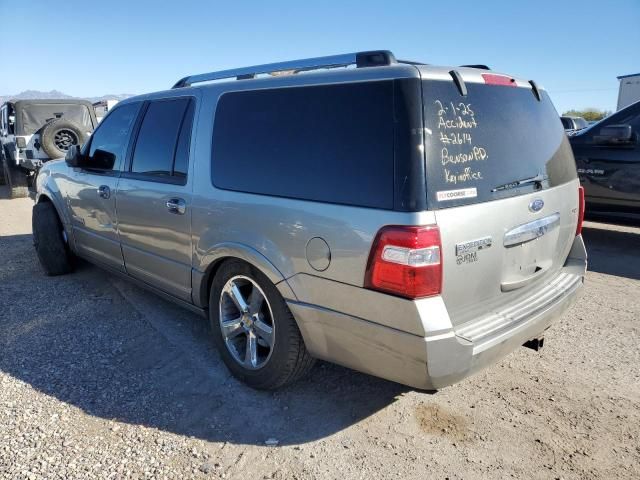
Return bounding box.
[218,275,275,370]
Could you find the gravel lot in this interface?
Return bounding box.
[1,185,639,479]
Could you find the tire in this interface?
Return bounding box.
[32,201,74,276]
[209,260,315,389]
[0,148,6,186]
[2,150,29,198]
[40,118,87,159]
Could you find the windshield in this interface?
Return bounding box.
[21,103,94,135]
[422,80,577,208]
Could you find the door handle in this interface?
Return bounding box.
[501,263,550,292]
[97,185,110,199]
[166,198,186,215]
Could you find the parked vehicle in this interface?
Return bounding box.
[561,116,589,133]
[93,99,120,123]
[0,99,97,198]
[570,100,640,215]
[33,50,587,390]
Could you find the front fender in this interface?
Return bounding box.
[35,166,75,249]
[193,242,297,308]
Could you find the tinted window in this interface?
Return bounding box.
[173,100,195,178]
[88,102,141,170]
[131,98,190,177]
[561,117,572,129]
[212,82,395,209]
[423,81,577,208]
[610,104,640,131]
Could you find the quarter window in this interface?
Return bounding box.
[211,82,395,209]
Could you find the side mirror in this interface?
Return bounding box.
[91,149,116,169]
[595,124,633,145]
[65,145,84,168]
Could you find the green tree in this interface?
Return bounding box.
[562,108,612,121]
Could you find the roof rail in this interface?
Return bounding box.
[397,59,426,66]
[172,50,397,88]
[460,64,491,70]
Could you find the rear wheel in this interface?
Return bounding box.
[1,150,29,198]
[209,260,315,389]
[32,201,74,275]
[0,149,5,186]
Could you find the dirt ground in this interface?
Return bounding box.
[1,185,639,479]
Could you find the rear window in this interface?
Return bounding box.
[423,80,577,209]
[211,82,395,209]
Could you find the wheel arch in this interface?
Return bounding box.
[193,242,298,309]
[35,187,75,250]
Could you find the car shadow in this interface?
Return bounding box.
[0,233,412,447]
[582,222,640,281]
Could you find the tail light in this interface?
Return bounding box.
[481,73,517,87]
[365,225,442,299]
[576,186,585,235]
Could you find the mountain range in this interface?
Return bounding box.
[0,90,134,105]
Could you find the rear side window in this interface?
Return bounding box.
[423,81,577,208]
[130,98,193,181]
[211,82,395,209]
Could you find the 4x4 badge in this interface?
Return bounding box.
[529,198,544,212]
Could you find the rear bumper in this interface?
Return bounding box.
[288,235,586,390]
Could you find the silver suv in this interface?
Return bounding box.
[33,51,587,390]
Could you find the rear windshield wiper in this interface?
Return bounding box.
[491,173,548,192]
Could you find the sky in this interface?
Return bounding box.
[0,0,638,114]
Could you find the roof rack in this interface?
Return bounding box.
[460,64,491,70]
[172,50,398,88]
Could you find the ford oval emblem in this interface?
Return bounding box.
[529,198,544,213]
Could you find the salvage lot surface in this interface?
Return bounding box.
[1,186,639,480]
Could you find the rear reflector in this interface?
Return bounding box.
[576,186,585,235]
[482,73,517,87]
[365,225,442,299]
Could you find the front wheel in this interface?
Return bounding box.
[209,260,315,389]
[32,201,74,275]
